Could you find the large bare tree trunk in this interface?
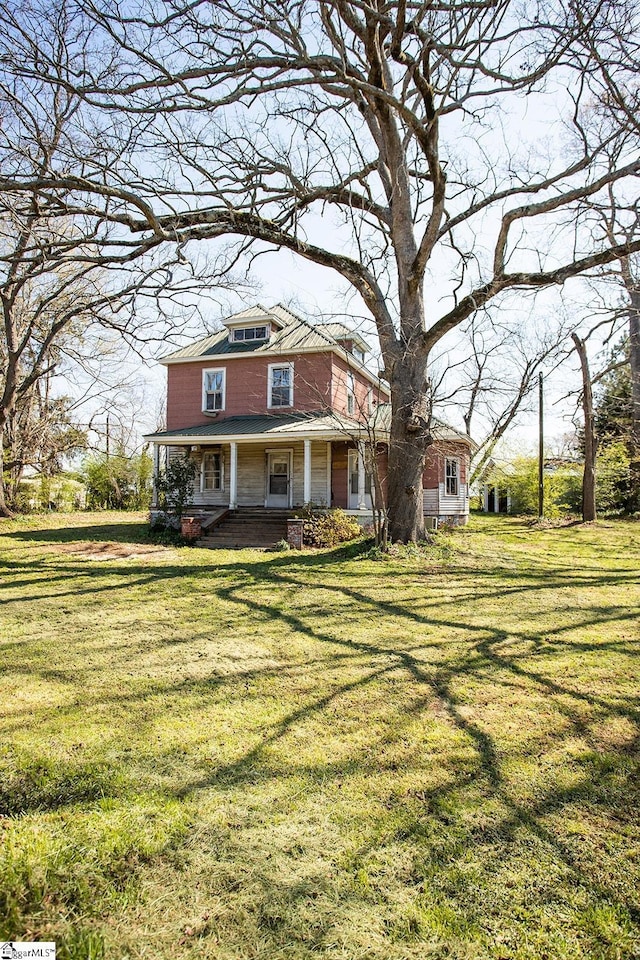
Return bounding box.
[572,333,597,522]
[0,418,15,519]
[386,340,432,542]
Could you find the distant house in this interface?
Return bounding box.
[145,305,474,536]
[477,460,513,514]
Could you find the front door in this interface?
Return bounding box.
[266,451,291,508]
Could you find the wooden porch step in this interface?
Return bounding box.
[197,507,290,548]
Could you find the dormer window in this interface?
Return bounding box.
[232,325,268,342]
[352,346,365,363]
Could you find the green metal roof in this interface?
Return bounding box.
[159,304,372,364]
[145,412,362,442]
[369,404,477,448]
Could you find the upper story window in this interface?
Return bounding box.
[202,368,225,412]
[352,346,365,364]
[231,325,268,342]
[445,457,460,497]
[347,371,355,415]
[268,362,293,408]
[367,387,375,414]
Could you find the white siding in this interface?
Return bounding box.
[164,440,337,510]
[237,444,269,505]
[311,442,330,505]
[423,487,439,515]
[438,481,468,516]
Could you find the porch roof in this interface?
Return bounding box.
[145,412,363,444]
[368,404,478,450]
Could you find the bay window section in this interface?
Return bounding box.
[347,371,355,415]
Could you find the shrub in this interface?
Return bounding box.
[596,441,632,515]
[499,457,582,517]
[303,508,362,547]
[156,455,197,517]
[272,539,291,552]
[83,449,153,510]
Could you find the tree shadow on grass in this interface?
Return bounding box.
[1,529,639,954]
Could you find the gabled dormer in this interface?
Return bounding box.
[222,306,285,345]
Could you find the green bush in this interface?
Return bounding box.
[495,457,582,517]
[303,508,362,547]
[596,441,632,515]
[155,455,197,517]
[83,449,153,510]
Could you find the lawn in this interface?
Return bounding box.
[0,512,638,960]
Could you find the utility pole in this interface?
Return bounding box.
[538,373,544,518]
[106,414,110,461]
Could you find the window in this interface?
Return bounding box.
[353,346,365,364]
[202,368,225,412]
[268,363,293,407]
[445,458,460,497]
[201,451,223,491]
[347,371,355,415]
[232,325,267,342]
[367,387,375,414]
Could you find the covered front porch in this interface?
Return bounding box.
[145,414,374,513]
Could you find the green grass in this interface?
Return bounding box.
[0,511,638,959]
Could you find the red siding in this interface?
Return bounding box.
[166,353,334,430]
[423,442,469,486]
[331,356,389,421]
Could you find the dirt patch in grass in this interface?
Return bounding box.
[53,541,171,560]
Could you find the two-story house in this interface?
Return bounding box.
[146,304,473,536]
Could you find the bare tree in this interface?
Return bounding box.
[571,332,597,521]
[590,200,640,507]
[432,309,569,483]
[2,0,640,538]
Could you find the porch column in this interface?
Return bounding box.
[229,442,238,510]
[494,484,500,513]
[357,442,366,510]
[326,442,332,507]
[303,439,312,505]
[152,443,160,507]
[483,484,489,512]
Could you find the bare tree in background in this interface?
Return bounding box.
[2,0,640,539]
[589,197,640,508]
[433,310,569,483]
[0,51,241,516]
[571,332,597,521]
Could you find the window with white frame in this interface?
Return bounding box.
[232,325,268,342]
[353,346,365,364]
[201,451,223,491]
[347,371,355,415]
[445,457,460,496]
[268,363,293,407]
[202,368,225,412]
